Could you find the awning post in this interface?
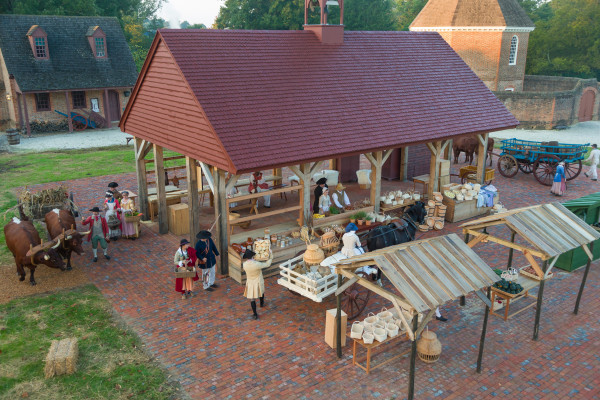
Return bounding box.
[574,241,594,315]
[407,313,419,400]
[507,230,516,268]
[532,259,549,340]
[476,287,491,373]
[336,273,343,359]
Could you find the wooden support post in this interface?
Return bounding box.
[22,93,31,137]
[64,92,73,133]
[186,157,200,242]
[532,260,549,341]
[214,169,229,275]
[446,139,453,162]
[134,138,150,220]
[153,144,168,234]
[574,242,594,315]
[460,232,471,306]
[407,314,419,400]
[476,133,489,184]
[506,230,517,268]
[428,141,442,199]
[16,93,25,131]
[399,147,408,181]
[103,89,111,128]
[336,274,343,359]
[476,287,491,373]
[368,151,383,213]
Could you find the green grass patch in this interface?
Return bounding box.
[0,285,178,399]
[0,146,185,264]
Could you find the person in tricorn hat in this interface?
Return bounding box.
[242,249,273,319]
[174,238,199,299]
[194,230,220,291]
[313,177,328,215]
[81,207,110,262]
[107,182,122,201]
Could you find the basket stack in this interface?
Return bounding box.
[419,201,446,232]
[319,231,340,257]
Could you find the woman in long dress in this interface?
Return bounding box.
[174,239,199,299]
[120,191,137,239]
[242,249,272,319]
[103,191,121,240]
[551,161,566,196]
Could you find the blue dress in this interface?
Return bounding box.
[551,165,566,195]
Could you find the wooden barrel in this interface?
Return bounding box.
[6,129,20,145]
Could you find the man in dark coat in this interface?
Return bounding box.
[313,177,328,215]
[195,230,220,291]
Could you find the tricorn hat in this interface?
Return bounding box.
[89,206,101,213]
[108,182,119,188]
[316,177,327,185]
[196,230,211,239]
[242,249,256,259]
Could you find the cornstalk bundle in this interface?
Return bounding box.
[18,185,70,220]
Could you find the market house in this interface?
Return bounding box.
[119,0,518,275]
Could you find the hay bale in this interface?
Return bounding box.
[44,338,78,378]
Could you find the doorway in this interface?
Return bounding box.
[578,89,596,122]
[107,90,121,122]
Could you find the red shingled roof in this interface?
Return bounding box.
[121,29,518,173]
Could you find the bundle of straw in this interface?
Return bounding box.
[18,185,69,219]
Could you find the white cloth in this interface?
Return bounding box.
[332,191,350,208]
[105,201,121,237]
[319,194,331,212]
[256,186,271,207]
[203,265,216,290]
[341,231,362,258]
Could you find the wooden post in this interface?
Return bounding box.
[574,242,594,315]
[336,274,343,358]
[476,287,491,373]
[446,139,453,162]
[16,93,25,131]
[301,163,311,223]
[399,147,408,181]
[460,232,471,306]
[22,93,31,137]
[407,313,420,400]
[532,260,549,340]
[64,92,73,133]
[214,169,229,275]
[153,144,168,234]
[134,138,150,220]
[506,231,517,268]
[428,142,441,199]
[369,151,383,213]
[186,156,200,242]
[476,133,489,184]
[103,89,111,128]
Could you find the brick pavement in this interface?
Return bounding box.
[21,159,600,399]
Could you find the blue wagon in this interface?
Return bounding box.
[54,110,99,130]
[497,138,588,186]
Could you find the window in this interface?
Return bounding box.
[95,37,105,57]
[509,36,518,65]
[34,37,47,58]
[72,91,86,108]
[35,93,50,111]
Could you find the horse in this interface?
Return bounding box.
[366,201,427,252]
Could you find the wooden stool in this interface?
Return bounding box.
[412,174,430,198]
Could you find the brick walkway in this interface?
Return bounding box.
[24,160,600,399]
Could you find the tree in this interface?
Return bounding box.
[395,0,427,31]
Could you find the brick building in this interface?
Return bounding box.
[410,0,600,128]
[0,15,138,134]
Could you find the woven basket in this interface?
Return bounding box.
[417,330,442,363]
[427,207,435,217]
[426,217,435,228]
[418,224,429,232]
[124,214,141,223]
[174,267,196,278]
[303,244,325,266]
[319,231,339,248]
[433,220,444,230]
[427,200,436,208]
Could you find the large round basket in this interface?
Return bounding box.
[417,330,442,363]
[303,244,325,266]
[107,217,121,229]
[125,214,141,223]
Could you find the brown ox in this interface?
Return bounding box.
[453,136,495,165]
[45,209,87,270]
[4,209,65,285]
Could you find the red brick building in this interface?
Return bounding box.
[410,0,599,128]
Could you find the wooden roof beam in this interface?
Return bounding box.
[463,229,549,260]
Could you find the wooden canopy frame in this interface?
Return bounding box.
[460,202,600,342]
[332,233,499,400]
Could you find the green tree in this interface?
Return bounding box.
[395,0,426,31]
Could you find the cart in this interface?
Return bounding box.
[496,138,588,186]
[54,109,107,131]
[278,253,375,320]
[459,165,495,185]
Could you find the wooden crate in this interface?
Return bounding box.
[313,206,374,228]
[168,203,189,235]
[437,160,450,176]
[277,254,338,302]
[442,195,498,223]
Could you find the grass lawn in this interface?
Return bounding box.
[0,146,184,264]
[0,285,179,399]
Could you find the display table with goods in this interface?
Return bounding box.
[442,182,498,222]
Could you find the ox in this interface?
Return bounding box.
[44,209,88,270]
[453,136,494,165]
[4,208,65,285]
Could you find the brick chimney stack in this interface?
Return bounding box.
[304,0,344,44]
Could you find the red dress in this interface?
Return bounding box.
[175,247,199,293]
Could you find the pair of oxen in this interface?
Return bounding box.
[4,206,89,285]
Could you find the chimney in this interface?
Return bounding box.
[304,0,344,44]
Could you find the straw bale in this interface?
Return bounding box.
[44,338,78,378]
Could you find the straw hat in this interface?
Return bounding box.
[336,183,346,191]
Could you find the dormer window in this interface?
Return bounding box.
[26,25,49,60]
[86,26,107,59]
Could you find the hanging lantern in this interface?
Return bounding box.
[417,329,442,363]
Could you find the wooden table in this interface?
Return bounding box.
[412,174,429,197]
[349,332,410,374]
[490,274,546,321]
[147,185,179,195]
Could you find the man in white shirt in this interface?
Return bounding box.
[332,183,351,210]
[584,144,600,181]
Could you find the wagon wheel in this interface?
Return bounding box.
[518,161,534,174]
[341,270,371,320]
[497,155,519,178]
[565,160,582,181]
[533,154,561,186]
[71,115,88,131]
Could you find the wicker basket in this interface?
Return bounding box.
[418,224,429,232]
[417,330,442,363]
[124,214,141,223]
[433,220,444,231]
[303,244,325,266]
[174,267,196,278]
[426,217,435,228]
